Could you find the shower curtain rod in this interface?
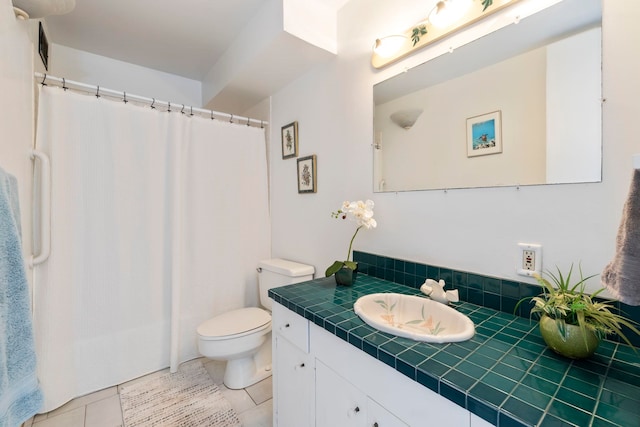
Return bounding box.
[34,72,268,128]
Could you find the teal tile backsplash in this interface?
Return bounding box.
[353,251,640,347]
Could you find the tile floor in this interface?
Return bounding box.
[22,358,273,427]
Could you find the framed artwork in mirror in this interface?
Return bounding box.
[297,155,317,193]
[281,121,298,159]
[467,110,502,157]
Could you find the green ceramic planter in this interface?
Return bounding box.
[539,314,600,359]
[334,266,358,286]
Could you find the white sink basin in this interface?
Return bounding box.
[353,293,475,343]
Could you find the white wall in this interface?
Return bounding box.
[269,0,639,295]
[50,44,202,107]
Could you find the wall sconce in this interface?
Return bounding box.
[390,109,423,129]
[372,0,521,69]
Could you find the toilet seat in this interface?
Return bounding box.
[197,307,271,341]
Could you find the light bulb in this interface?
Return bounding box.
[428,0,472,28]
[373,35,407,58]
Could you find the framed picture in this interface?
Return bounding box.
[467,111,502,157]
[297,155,317,193]
[39,22,49,71]
[281,121,299,159]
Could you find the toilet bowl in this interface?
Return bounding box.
[196,258,314,389]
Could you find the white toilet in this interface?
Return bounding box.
[196,258,314,389]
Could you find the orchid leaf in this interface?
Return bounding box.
[325,261,345,277]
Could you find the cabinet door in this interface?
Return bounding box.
[274,335,315,427]
[367,398,409,427]
[316,360,367,427]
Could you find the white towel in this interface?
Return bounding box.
[602,169,640,305]
[0,166,43,427]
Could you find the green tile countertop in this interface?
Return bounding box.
[268,275,640,427]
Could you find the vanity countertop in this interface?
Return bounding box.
[269,275,640,427]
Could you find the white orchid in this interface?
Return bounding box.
[326,199,377,277]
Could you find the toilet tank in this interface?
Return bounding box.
[258,258,314,310]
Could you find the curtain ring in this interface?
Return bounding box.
[180,104,185,114]
[41,74,47,86]
[168,102,171,112]
[260,120,264,129]
[123,92,128,103]
[62,78,68,91]
[246,117,251,127]
[190,106,194,116]
[229,114,234,123]
[210,110,214,120]
[95,85,100,98]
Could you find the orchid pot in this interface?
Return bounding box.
[325,200,376,286]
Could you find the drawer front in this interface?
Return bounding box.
[272,302,309,352]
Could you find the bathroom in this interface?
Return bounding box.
[1,0,638,426]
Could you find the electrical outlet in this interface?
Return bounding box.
[517,243,542,277]
[522,250,535,270]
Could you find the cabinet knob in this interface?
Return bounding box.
[294,362,305,370]
[347,406,360,418]
[373,423,379,427]
[285,323,290,328]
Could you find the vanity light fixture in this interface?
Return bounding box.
[373,35,408,58]
[390,109,424,130]
[371,0,522,69]
[428,0,473,28]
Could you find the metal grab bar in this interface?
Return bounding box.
[30,149,51,267]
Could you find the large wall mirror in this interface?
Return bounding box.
[373,0,602,192]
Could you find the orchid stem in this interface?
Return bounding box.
[347,226,362,261]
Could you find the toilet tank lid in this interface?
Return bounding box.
[258,258,315,277]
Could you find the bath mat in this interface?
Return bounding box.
[119,360,241,427]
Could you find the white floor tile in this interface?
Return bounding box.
[245,376,273,405]
[238,399,273,427]
[85,394,123,427]
[33,407,85,427]
[33,362,273,427]
[221,387,258,414]
[46,387,118,419]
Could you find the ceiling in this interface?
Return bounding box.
[40,0,349,111]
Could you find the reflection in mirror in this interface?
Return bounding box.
[373,0,602,192]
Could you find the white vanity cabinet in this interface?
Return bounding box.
[316,360,367,427]
[367,398,410,427]
[316,360,409,427]
[471,414,495,427]
[272,303,315,427]
[272,302,477,427]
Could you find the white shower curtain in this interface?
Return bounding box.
[33,85,270,412]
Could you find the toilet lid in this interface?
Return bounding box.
[197,307,271,338]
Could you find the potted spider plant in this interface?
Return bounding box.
[515,264,640,359]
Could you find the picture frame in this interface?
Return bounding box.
[297,155,317,193]
[281,121,299,159]
[39,22,49,71]
[467,110,502,157]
